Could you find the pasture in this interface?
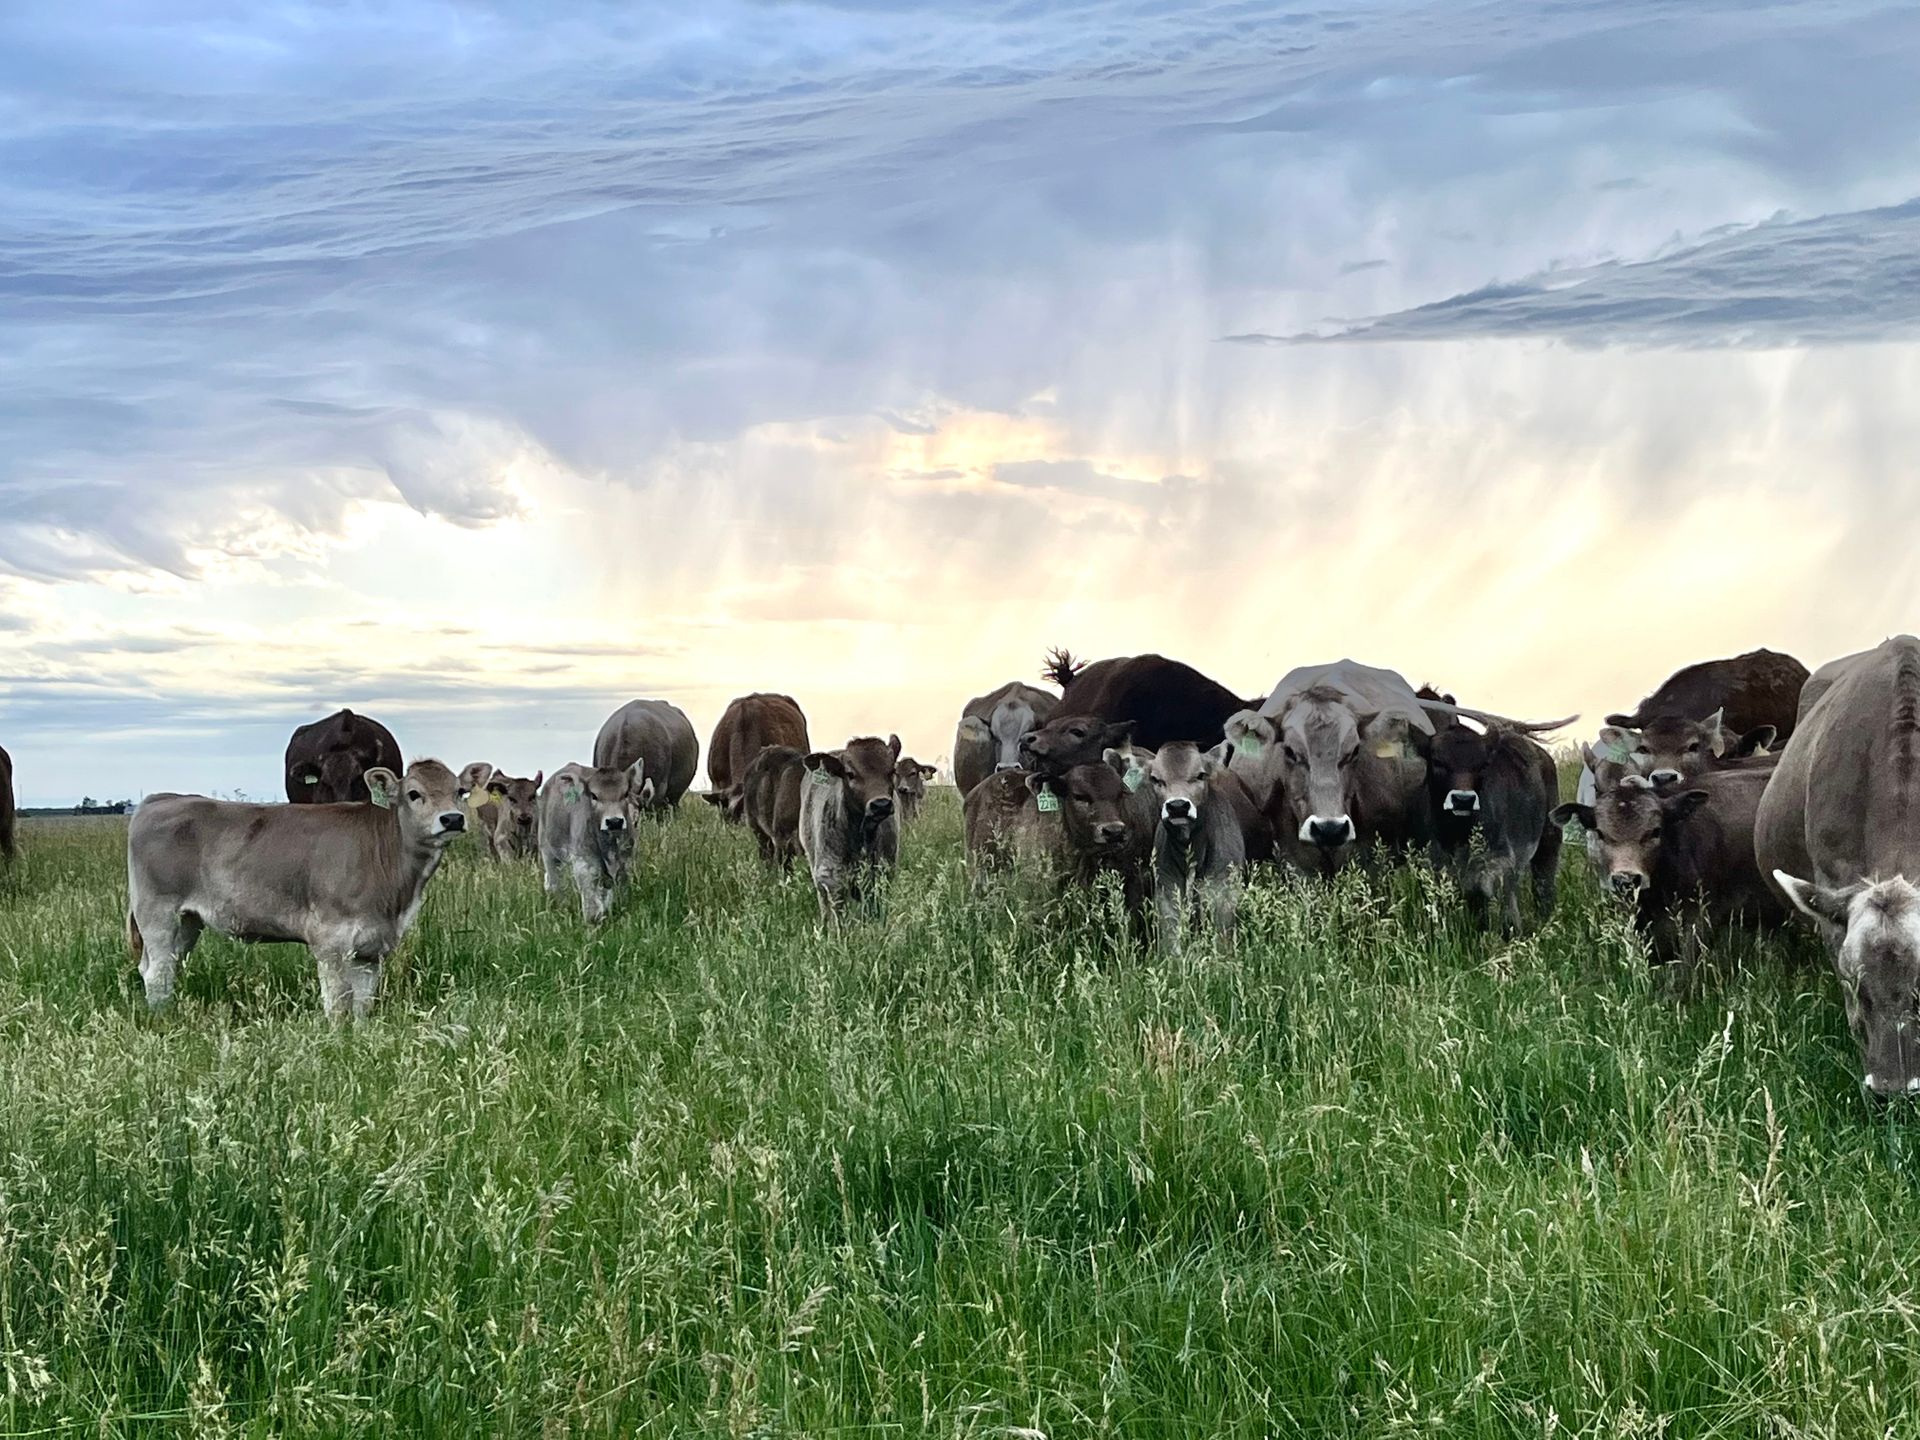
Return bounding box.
[1,796,1916,1438]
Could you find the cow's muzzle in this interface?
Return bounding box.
[1301,814,1357,848]
[1608,870,1647,899]
[1161,797,1194,826]
[439,811,466,833]
[866,796,894,819]
[1445,789,1480,815]
[602,815,626,832]
[1649,768,1682,787]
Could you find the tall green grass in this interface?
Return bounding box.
[0,797,1908,1437]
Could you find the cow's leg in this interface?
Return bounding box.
[1530,822,1562,922]
[1155,879,1185,955]
[573,859,611,924]
[541,846,566,896]
[313,949,356,1022]
[133,906,200,1010]
[346,955,383,1020]
[1204,870,1238,946]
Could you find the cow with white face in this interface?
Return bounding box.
[954,681,1058,795]
[1759,635,1920,1102]
[127,759,468,1019]
[538,761,654,923]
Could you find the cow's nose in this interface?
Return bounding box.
[1609,870,1646,897]
[439,811,466,832]
[995,760,1021,772]
[603,815,626,831]
[1303,815,1356,848]
[1446,789,1479,813]
[1098,821,1129,843]
[1163,797,1193,821]
[1649,768,1682,787]
[867,796,894,818]
[517,813,533,826]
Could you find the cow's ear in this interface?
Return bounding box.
[531,769,543,789]
[1775,871,1858,934]
[1595,726,1637,763]
[364,767,399,809]
[1204,743,1229,770]
[485,777,509,798]
[1665,789,1711,821]
[887,733,903,760]
[1702,707,1730,756]
[1100,720,1136,749]
[1603,712,1634,728]
[957,715,990,741]
[918,763,936,779]
[1550,802,1595,831]
[1734,725,1776,757]
[803,751,848,779]
[1224,709,1274,750]
[1023,773,1051,797]
[1100,747,1131,778]
[636,778,657,807]
[458,762,494,795]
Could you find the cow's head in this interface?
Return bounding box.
[1274,687,1417,852]
[299,738,386,806]
[979,693,1042,772]
[366,759,467,842]
[1146,741,1220,835]
[702,788,747,823]
[1428,721,1493,830]
[803,735,901,828]
[1028,751,1135,856]
[1597,709,1774,788]
[1019,715,1134,777]
[559,760,655,839]
[1223,710,1284,810]
[486,770,543,849]
[1775,873,1920,1103]
[893,756,936,813]
[1552,775,1708,902]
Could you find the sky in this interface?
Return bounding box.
[4,0,1919,805]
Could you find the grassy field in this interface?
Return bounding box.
[0,793,1914,1438]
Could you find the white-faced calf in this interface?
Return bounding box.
[1146,741,1244,952]
[538,761,654,923]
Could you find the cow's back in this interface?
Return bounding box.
[1673,767,1784,923]
[594,700,698,805]
[1629,648,1810,740]
[714,694,809,791]
[1261,659,1435,736]
[1058,654,1245,750]
[1758,637,1920,890]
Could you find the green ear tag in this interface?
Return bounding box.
[1035,788,1060,813]
[369,780,392,809]
[811,768,834,788]
[1123,762,1146,792]
[1599,737,1633,764]
[562,782,582,804]
[1236,735,1262,757]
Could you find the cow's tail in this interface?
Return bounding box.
[1421,699,1579,737]
[1043,647,1083,688]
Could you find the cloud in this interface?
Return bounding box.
[1228,199,1920,349]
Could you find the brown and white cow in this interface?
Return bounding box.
[706,693,811,820]
[799,735,903,921]
[954,681,1058,795]
[126,759,467,1019]
[538,761,654,923]
[1758,636,1920,1100]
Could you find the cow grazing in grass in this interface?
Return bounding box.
[1758,636,1920,1101]
[538,761,653,923]
[127,759,466,1019]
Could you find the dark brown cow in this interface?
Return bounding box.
[1043,649,1254,751]
[963,755,1150,922]
[1606,648,1809,743]
[0,742,15,863]
[478,771,543,861]
[893,755,936,822]
[285,709,403,805]
[741,745,805,871]
[706,694,811,820]
[1554,769,1785,965]
[1593,713,1777,789]
[1427,720,1561,934]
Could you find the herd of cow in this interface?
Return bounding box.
[4,634,1920,1098]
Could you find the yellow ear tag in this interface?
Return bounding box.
[1035,788,1060,813]
[1372,739,1404,760]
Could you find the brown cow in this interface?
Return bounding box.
[285,708,403,805]
[741,745,806,872]
[126,759,467,1018]
[1427,719,1562,934]
[706,693,811,820]
[893,755,937,822]
[799,736,903,920]
[1554,769,1785,965]
[1759,636,1920,1099]
[478,770,543,860]
[964,753,1149,920]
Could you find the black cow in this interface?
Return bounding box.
[1426,719,1561,934]
[285,709,404,805]
[1606,648,1809,744]
[1042,649,1254,751]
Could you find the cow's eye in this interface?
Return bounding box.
[407,790,423,803]
[1339,747,1359,768]
[1283,746,1304,766]
[1687,741,1701,752]
[1633,744,1651,756]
